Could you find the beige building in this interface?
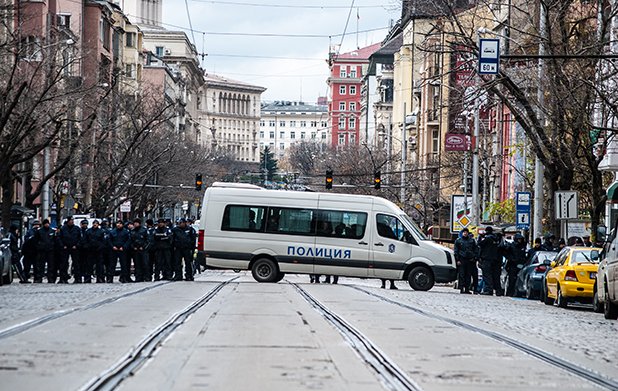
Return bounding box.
[196,74,266,162]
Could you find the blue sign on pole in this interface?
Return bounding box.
[516,191,531,230]
[479,39,500,75]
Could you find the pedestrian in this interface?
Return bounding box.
[504,233,528,296]
[478,226,503,296]
[380,278,397,289]
[109,220,131,283]
[153,218,173,281]
[33,219,55,283]
[8,225,28,283]
[58,217,81,283]
[86,220,107,283]
[145,219,155,281]
[526,238,543,262]
[100,219,113,282]
[454,227,479,294]
[541,233,556,251]
[583,235,593,247]
[21,220,40,282]
[172,218,195,281]
[77,219,91,283]
[50,225,65,283]
[129,218,149,282]
[557,238,566,251]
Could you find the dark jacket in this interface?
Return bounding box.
[172,226,196,250]
[109,228,131,250]
[22,227,38,256]
[78,227,89,249]
[8,232,20,260]
[454,235,479,261]
[59,224,81,248]
[34,226,55,252]
[86,227,107,252]
[505,235,528,268]
[478,233,501,262]
[130,227,148,250]
[152,226,173,250]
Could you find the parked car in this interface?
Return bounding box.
[544,246,602,308]
[595,241,618,319]
[515,251,557,299]
[0,230,13,285]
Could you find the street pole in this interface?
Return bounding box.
[533,2,547,239]
[401,102,407,203]
[472,67,480,227]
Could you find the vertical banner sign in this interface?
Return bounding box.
[451,195,472,233]
[515,191,531,230]
[478,39,500,75]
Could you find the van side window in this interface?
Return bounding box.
[266,207,315,235]
[376,214,411,242]
[222,205,265,232]
[316,210,367,239]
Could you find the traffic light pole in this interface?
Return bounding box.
[472,81,480,227]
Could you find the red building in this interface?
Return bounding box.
[327,43,380,146]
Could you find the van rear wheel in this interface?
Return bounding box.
[251,258,278,283]
[408,266,434,291]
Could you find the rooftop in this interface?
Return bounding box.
[261,101,327,113]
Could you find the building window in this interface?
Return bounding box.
[290,131,296,139]
[20,36,42,61]
[349,86,357,95]
[350,102,356,111]
[349,117,356,129]
[338,117,346,130]
[279,131,285,139]
[339,102,346,111]
[280,143,285,150]
[350,133,356,144]
[269,120,276,127]
[57,14,71,29]
[155,46,164,57]
[339,66,347,78]
[125,32,136,48]
[269,131,275,139]
[350,68,357,78]
[321,133,327,139]
[290,120,296,127]
[321,121,328,128]
[279,120,285,127]
[260,120,265,127]
[339,85,346,95]
[338,134,345,145]
[269,143,275,149]
[301,132,306,139]
[432,129,440,153]
[310,121,318,127]
[300,121,306,127]
[124,63,136,79]
[311,132,316,139]
[259,131,264,138]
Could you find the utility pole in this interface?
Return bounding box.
[533,3,547,239]
[401,102,407,203]
[472,32,481,227]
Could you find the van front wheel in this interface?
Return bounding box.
[251,258,278,283]
[408,266,434,291]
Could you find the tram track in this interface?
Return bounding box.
[350,284,618,391]
[292,282,423,391]
[79,277,238,391]
[0,282,173,340]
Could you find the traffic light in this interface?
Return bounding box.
[374,170,381,189]
[195,174,203,191]
[325,170,333,190]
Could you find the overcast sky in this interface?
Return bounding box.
[162,0,401,103]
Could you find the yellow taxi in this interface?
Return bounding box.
[544,246,602,308]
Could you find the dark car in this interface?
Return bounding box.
[515,251,557,299]
[0,230,13,285]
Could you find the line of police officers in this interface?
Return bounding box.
[18,216,197,284]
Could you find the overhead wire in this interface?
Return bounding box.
[189,0,389,9]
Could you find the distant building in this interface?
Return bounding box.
[259,101,329,158]
[327,43,381,147]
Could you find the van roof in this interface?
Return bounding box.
[210,182,263,190]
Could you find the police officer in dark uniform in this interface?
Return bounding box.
[454,227,479,294]
[172,218,195,281]
[478,226,504,296]
[33,219,55,283]
[145,219,155,281]
[130,218,149,282]
[109,220,131,283]
[77,219,91,282]
[153,218,173,281]
[8,225,27,283]
[99,219,112,281]
[59,217,80,283]
[86,220,107,283]
[21,220,40,282]
[504,233,528,296]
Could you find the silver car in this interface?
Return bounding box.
[0,230,13,285]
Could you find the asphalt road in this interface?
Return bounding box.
[0,272,616,391]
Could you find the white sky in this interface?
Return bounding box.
[162,0,401,103]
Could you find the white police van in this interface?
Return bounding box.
[197,182,456,290]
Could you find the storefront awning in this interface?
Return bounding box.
[607,181,618,202]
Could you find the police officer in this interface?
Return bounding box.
[172,218,195,281]
[21,220,40,282]
[59,217,81,283]
[504,233,528,296]
[153,218,173,281]
[454,227,479,294]
[100,219,112,281]
[130,218,149,282]
[77,219,91,282]
[109,220,131,283]
[8,225,27,283]
[33,219,55,283]
[145,219,155,281]
[86,220,107,283]
[478,226,503,296]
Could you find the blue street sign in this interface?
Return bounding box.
[515,191,531,229]
[479,39,500,75]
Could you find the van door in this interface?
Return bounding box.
[313,202,370,278]
[370,213,413,279]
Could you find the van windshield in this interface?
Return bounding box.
[400,214,428,240]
